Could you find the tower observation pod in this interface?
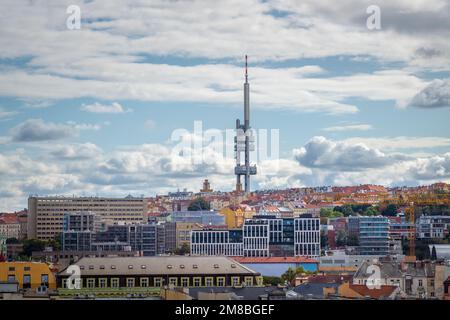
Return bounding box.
[234,55,257,193]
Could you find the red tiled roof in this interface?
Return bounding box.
[349,284,398,299]
[231,256,318,264]
[0,213,19,224]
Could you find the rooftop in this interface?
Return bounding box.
[58,256,260,276]
[231,256,318,264]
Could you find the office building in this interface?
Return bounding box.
[191,228,243,256]
[357,216,390,256]
[171,210,225,226]
[190,215,320,258]
[28,196,146,240]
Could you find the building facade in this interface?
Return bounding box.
[57,256,263,289]
[416,215,450,239]
[190,215,320,258]
[28,196,146,240]
[357,216,390,256]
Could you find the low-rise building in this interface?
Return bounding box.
[0,262,57,290]
[57,256,263,290]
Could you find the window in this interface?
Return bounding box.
[111,278,120,288]
[216,277,225,287]
[99,265,105,270]
[111,265,116,270]
[41,274,49,286]
[88,265,94,270]
[193,264,198,269]
[128,265,133,270]
[181,277,189,287]
[8,267,15,272]
[245,277,254,286]
[23,275,31,289]
[141,265,147,270]
[24,266,30,271]
[140,278,149,287]
[87,278,95,288]
[231,277,240,286]
[98,278,107,288]
[126,278,135,288]
[8,275,15,282]
[205,277,214,287]
[193,277,202,287]
[418,280,423,287]
[169,277,178,287]
[256,276,264,286]
[154,277,163,287]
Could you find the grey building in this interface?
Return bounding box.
[357,216,390,256]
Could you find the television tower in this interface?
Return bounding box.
[234,55,257,193]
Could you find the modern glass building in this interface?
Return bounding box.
[357,216,390,255]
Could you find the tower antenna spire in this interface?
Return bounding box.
[245,54,248,83]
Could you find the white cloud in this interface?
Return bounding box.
[408,79,450,108]
[81,102,131,113]
[293,136,403,171]
[343,136,450,150]
[323,124,372,132]
[3,119,104,143]
[0,108,18,119]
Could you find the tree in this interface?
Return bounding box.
[335,205,355,217]
[174,243,190,255]
[346,234,359,246]
[320,208,344,218]
[6,238,20,244]
[22,239,47,257]
[281,266,309,287]
[382,204,398,217]
[364,206,379,216]
[431,246,437,261]
[281,267,297,286]
[188,197,210,211]
[263,276,282,286]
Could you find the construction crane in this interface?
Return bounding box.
[404,201,416,261]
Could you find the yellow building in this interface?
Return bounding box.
[219,205,256,229]
[176,222,203,249]
[0,262,57,290]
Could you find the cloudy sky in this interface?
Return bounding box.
[1,0,450,210]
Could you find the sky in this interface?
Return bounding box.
[1,0,450,211]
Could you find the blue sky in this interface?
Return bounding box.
[1,0,450,210]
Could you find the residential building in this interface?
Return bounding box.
[416,215,450,239]
[28,196,146,240]
[0,262,56,290]
[0,214,20,239]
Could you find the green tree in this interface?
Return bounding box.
[364,206,379,216]
[21,239,47,257]
[174,243,190,255]
[188,197,210,211]
[263,276,282,286]
[382,204,398,217]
